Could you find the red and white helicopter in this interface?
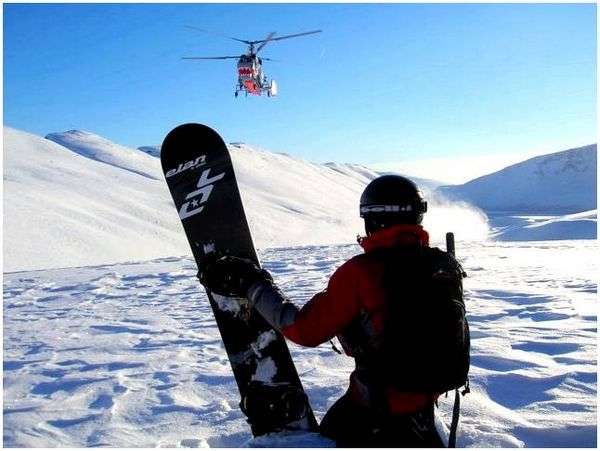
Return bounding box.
[183,27,321,97]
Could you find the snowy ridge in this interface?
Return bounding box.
[438,144,597,214]
[227,142,370,248]
[4,128,188,272]
[137,145,161,158]
[323,162,380,184]
[227,143,488,248]
[46,130,160,180]
[4,127,488,272]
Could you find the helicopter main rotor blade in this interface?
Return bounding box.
[181,56,240,60]
[255,32,276,53]
[253,29,322,45]
[184,25,252,45]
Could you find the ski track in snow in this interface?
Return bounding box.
[3,241,597,447]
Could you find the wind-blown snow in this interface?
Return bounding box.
[438,144,597,214]
[3,240,596,447]
[4,128,488,272]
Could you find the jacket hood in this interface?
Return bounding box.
[358,224,430,253]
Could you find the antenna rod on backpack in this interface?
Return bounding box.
[446,232,455,256]
[446,230,461,448]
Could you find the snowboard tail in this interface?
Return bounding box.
[160,123,317,436]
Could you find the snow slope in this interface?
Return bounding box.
[4,128,486,272]
[437,144,597,214]
[46,130,161,181]
[3,239,597,447]
[3,128,596,447]
[3,128,188,272]
[137,146,161,158]
[323,162,380,183]
[324,162,444,192]
[492,210,598,241]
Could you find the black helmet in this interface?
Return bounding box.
[360,175,427,232]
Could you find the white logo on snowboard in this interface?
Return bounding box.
[166,155,207,178]
[179,168,225,219]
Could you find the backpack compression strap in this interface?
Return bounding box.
[448,381,470,448]
[448,389,460,448]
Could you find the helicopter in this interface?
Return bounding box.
[182,27,322,97]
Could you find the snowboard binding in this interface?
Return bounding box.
[240,381,310,433]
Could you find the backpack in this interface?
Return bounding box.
[368,244,470,447]
[374,245,470,394]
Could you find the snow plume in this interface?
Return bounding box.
[423,193,491,245]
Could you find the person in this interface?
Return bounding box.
[200,175,468,447]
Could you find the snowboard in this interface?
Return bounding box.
[160,123,318,436]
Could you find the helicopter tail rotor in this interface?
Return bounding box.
[268,80,278,97]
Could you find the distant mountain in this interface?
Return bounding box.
[438,144,597,214]
[138,145,161,157]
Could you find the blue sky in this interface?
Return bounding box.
[4,3,597,181]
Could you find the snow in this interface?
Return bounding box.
[138,145,161,158]
[3,126,597,447]
[46,130,161,181]
[3,240,597,447]
[438,144,597,214]
[4,127,488,272]
[491,210,598,241]
[3,128,188,272]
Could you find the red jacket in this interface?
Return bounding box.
[280,224,437,414]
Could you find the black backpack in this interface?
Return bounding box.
[374,245,470,394]
[365,244,469,447]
